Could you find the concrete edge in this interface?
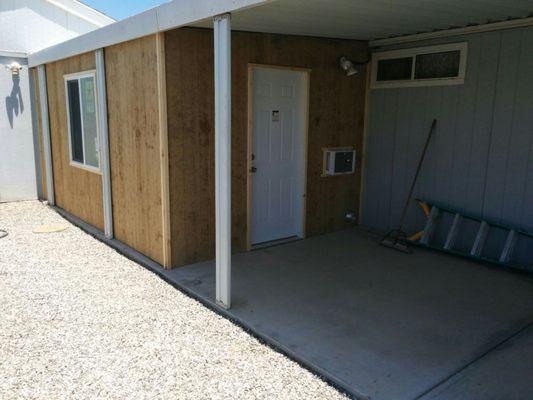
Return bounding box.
[50,204,368,400]
[415,320,533,400]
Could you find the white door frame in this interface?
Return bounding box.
[246,64,310,251]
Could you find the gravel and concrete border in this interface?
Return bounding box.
[0,201,347,400]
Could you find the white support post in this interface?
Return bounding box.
[37,65,55,206]
[214,13,232,309]
[95,49,113,239]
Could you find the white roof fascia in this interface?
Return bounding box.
[0,50,28,58]
[28,0,274,67]
[45,0,116,26]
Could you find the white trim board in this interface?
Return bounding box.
[37,65,55,205]
[95,48,113,239]
[0,50,28,58]
[28,0,273,67]
[370,16,533,47]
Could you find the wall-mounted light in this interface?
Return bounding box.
[339,56,358,76]
[6,62,23,76]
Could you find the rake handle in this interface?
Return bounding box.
[397,119,437,230]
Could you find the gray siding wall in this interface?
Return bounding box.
[361,27,533,262]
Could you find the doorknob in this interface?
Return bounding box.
[249,166,257,173]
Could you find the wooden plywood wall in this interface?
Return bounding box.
[165,28,368,267]
[105,35,166,265]
[45,52,104,230]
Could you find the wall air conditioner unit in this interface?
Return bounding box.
[322,147,356,176]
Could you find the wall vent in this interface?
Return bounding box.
[322,147,356,176]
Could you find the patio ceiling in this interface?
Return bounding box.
[193,0,532,41]
[29,0,532,67]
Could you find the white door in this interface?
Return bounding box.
[250,67,307,245]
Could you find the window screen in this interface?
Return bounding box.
[80,77,99,168]
[376,57,412,81]
[65,73,100,170]
[414,50,461,79]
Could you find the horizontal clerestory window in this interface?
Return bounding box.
[64,71,100,172]
[371,42,468,89]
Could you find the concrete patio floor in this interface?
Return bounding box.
[163,228,533,400]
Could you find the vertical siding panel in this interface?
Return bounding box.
[404,87,429,233]
[482,30,522,223]
[361,90,385,228]
[376,89,399,230]
[434,85,459,203]
[503,28,533,228]
[388,88,413,228]
[519,28,533,234]
[465,32,501,216]
[419,87,443,201]
[448,35,481,211]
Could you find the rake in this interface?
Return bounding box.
[380,119,437,253]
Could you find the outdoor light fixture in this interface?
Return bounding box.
[6,62,23,76]
[339,56,358,76]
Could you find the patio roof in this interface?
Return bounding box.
[194,0,532,41]
[28,0,532,67]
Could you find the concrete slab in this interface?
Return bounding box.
[166,228,533,400]
[421,324,533,400]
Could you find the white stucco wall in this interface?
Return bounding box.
[0,0,110,53]
[0,56,37,201]
[0,0,112,202]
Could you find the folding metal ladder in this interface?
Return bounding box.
[409,199,533,273]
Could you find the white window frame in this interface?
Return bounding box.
[371,42,468,89]
[64,70,101,174]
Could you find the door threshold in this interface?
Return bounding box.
[251,235,301,250]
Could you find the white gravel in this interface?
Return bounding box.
[0,201,346,400]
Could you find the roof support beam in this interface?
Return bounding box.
[37,65,55,206]
[95,49,113,239]
[214,13,232,309]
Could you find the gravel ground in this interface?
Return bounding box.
[0,201,346,400]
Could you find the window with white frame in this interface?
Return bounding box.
[371,43,468,89]
[64,71,100,171]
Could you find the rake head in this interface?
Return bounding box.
[380,229,412,254]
